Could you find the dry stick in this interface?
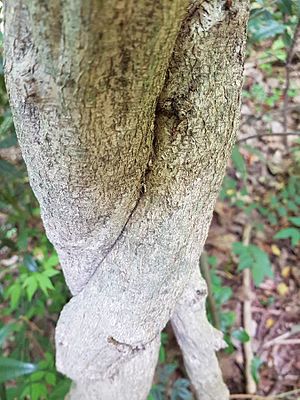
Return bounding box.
[236,131,300,144]
[200,251,221,331]
[277,389,300,398]
[263,324,300,348]
[271,339,300,345]
[230,388,300,400]
[282,20,300,146]
[242,224,256,395]
[230,395,274,400]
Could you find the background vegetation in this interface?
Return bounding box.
[0,1,299,399]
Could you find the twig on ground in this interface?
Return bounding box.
[282,20,300,146]
[230,388,300,400]
[251,307,281,316]
[263,325,300,348]
[277,389,300,398]
[242,224,256,395]
[230,395,273,400]
[267,338,300,346]
[200,250,221,331]
[236,132,300,144]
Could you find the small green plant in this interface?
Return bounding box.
[232,242,273,286]
[249,0,300,46]
[148,363,193,400]
[251,356,264,385]
[274,216,300,247]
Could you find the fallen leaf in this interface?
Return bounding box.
[265,318,275,329]
[271,244,281,256]
[277,282,289,296]
[281,266,291,278]
[226,189,235,196]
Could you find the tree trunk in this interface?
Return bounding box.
[171,265,229,400]
[4,1,249,399]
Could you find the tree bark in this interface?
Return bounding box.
[4,1,249,399]
[171,265,229,400]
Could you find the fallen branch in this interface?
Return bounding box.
[242,224,256,395]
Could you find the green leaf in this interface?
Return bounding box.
[171,378,193,400]
[44,268,60,278]
[23,275,38,301]
[0,160,22,178]
[232,241,246,255]
[148,384,165,400]
[278,0,293,14]
[0,133,17,149]
[232,146,247,179]
[6,283,21,310]
[0,324,17,347]
[232,329,250,343]
[23,254,38,272]
[250,245,273,286]
[49,379,71,400]
[214,286,232,304]
[221,311,236,330]
[207,255,217,267]
[45,372,56,386]
[43,253,59,269]
[238,254,253,271]
[159,345,166,363]
[0,383,6,400]
[288,217,300,227]
[36,274,54,296]
[251,356,263,384]
[296,0,300,15]
[0,357,38,383]
[30,370,45,382]
[274,228,300,247]
[232,243,273,286]
[0,116,14,138]
[21,383,47,400]
[251,19,285,42]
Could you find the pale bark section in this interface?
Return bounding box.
[66,337,160,400]
[4,0,188,293]
[4,1,250,399]
[171,266,229,400]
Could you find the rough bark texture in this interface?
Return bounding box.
[4,1,249,399]
[171,266,229,400]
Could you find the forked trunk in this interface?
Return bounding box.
[4,1,249,398]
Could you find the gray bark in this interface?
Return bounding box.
[4,1,249,399]
[171,266,229,400]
